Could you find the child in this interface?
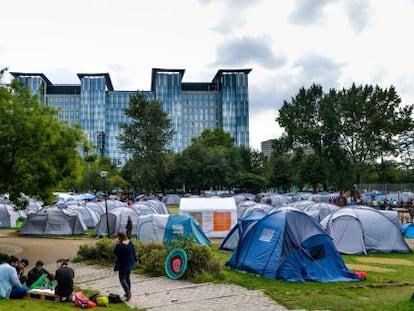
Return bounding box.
[30,273,56,290]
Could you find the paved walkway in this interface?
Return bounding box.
[73,263,290,311]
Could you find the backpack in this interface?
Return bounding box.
[74,290,97,308]
[108,293,122,304]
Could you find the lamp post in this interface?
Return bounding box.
[100,171,110,237]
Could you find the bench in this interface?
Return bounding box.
[25,290,60,302]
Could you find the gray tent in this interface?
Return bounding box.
[0,204,26,228]
[301,202,339,222]
[20,207,87,235]
[94,204,158,237]
[66,205,100,228]
[162,194,181,206]
[85,202,106,216]
[320,205,410,255]
[131,200,168,215]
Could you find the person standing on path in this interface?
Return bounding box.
[113,231,137,301]
[126,215,133,239]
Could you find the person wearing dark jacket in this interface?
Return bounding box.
[26,260,49,288]
[114,231,137,301]
[15,258,29,285]
[125,216,133,239]
[55,258,74,301]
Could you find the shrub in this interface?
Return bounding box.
[74,239,114,264]
[74,237,222,280]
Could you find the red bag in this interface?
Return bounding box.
[74,290,97,308]
[354,271,367,280]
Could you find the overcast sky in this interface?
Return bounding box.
[2,0,414,150]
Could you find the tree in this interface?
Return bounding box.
[72,155,121,194]
[118,92,174,193]
[236,146,265,176]
[265,154,294,193]
[175,128,245,194]
[298,154,327,192]
[278,83,414,185]
[0,70,87,207]
[191,128,234,148]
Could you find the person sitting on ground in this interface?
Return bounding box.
[55,258,74,301]
[15,258,29,285]
[0,255,30,299]
[30,272,56,290]
[26,260,49,288]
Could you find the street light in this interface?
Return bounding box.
[100,171,110,237]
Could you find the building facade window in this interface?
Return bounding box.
[10,68,251,165]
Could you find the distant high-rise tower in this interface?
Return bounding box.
[10,68,251,165]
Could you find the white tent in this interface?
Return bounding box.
[179,197,237,238]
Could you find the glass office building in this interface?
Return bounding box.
[10,68,251,165]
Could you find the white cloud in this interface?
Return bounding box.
[2,0,414,150]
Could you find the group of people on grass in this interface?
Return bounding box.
[0,256,74,301]
[1,227,137,303]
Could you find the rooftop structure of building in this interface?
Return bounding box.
[11,68,251,165]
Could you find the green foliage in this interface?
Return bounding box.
[74,239,115,264]
[137,242,169,276]
[234,172,267,194]
[191,128,234,148]
[177,129,263,194]
[74,237,221,280]
[118,91,174,193]
[0,74,87,207]
[65,155,122,193]
[277,83,414,186]
[266,154,294,192]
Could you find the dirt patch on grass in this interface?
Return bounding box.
[347,263,394,273]
[355,257,414,266]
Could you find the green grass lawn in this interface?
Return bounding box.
[2,228,414,310]
[212,244,414,311]
[0,299,135,311]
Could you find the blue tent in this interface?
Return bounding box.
[225,207,361,282]
[219,210,267,251]
[401,222,414,238]
[136,214,211,245]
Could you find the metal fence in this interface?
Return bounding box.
[357,183,414,193]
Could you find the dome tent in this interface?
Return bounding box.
[94,201,163,238]
[0,204,26,228]
[225,207,361,282]
[66,205,100,228]
[320,205,411,255]
[20,207,87,235]
[136,214,210,245]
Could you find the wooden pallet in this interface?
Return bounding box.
[25,290,60,302]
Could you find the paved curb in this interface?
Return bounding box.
[73,263,289,310]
